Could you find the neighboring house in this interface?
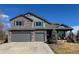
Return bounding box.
[8,12,73,42]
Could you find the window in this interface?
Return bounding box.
[16,21,24,26]
[34,22,43,27]
[39,22,42,26]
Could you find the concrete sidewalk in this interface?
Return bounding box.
[0,42,54,54]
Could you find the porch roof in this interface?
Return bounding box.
[52,23,73,31]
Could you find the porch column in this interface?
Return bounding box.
[64,31,66,40]
[56,30,60,40]
[56,30,58,40]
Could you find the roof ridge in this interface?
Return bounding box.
[10,12,52,24]
[23,12,52,24]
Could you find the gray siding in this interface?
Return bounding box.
[11,16,32,29]
[10,15,55,30]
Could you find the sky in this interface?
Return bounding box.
[0,4,79,31]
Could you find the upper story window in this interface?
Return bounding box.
[34,22,43,27]
[15,21,24,26]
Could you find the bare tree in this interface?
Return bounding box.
[0,30,7,44]
[0,30,4,40]
[76,30,79,43]
[67,31,76,43]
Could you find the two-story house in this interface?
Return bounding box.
[8,12,73,42]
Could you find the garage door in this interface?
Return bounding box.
[11,31,31,42]
[35,32,45,42]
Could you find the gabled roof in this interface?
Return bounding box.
[10,15,33,22]
[10,12,52,24]
[23,12,52,24]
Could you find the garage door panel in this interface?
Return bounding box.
[11,31,31,42]
[35,32,45,41]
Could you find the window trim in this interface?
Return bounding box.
[34,21,43,27]
[15,21,24,26]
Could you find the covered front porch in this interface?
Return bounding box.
[47,28,73,43]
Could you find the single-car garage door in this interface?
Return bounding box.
[11,31,31,42]
[35,32,45,42]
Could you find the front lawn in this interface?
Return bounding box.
[49,43,79,54]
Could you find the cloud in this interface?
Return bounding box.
[66,26,79,36]
[72,26,79,35]
[0,14,9,22]
[0,13,9,30]
[0,14,9,18]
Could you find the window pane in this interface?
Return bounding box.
[36,22,39,26]
[34,22,43,27]
[39,22,41,26]
[16,21,19,26]
[16,21,23,26]
[19,21,22,25]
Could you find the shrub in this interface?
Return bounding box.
[50,29,58,43]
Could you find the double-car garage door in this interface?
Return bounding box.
[11,31,31,42]
[11,31,45,42]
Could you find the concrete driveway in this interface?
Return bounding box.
[0,42,54,54]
